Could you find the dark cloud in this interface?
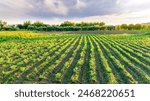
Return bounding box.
[27,0,120,19]
[67,0,120,17]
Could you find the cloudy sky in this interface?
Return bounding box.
[0,0,150,25]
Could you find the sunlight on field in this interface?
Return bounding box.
[0,31,150,84]
[0,31,42,38]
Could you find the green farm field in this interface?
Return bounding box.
[0,31,150,84]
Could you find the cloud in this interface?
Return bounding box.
[0,0,149,24]
[75,0,86,10]
[0,0,120,19]
[117,0,150,6]
[74,11,150,25]
[44,0,68,15]
[0,0,34,19]
[66,0,120,17]
[117,0,150,12]
[31,0,120,18]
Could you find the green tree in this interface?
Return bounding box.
[77,22,89,27]
[0,20,7,27]
[33,21,46,27]
[128,24,134,30]
[121,24,128,30]
[23,21,31,29]
[60,21,75,26]
[17,24,24,29]
[134,24,142,30]
[115,25,121,30]
[99,22,105,26]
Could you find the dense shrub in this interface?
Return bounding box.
[105,26,115,30]
[17,24,24,29]
[27,26,35,30]
[2,26,18,31]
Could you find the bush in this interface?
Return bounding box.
[105,26,115,30]
[99,26,106,30]
[46,26,58,31]
[2,26,18,31]
[72,27,82,31]
[17,24,24,29]
[27,26,35,30]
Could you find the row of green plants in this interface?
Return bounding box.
[99,36,150,83]
[94,36,136,83]
[0,32,150,83]
[1,37,72,83]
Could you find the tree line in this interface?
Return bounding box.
[0,20,150,31]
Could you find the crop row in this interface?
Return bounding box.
[0,33,150,83]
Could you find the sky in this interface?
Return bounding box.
[0,0,150,25]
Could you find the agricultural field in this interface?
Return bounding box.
[0,31,150,84]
